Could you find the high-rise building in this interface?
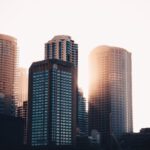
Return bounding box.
[77,89,88,136]
[45,35,78,68]
[0,34,17,116]
[27,59,77,146]
[88,46,132,145]
[15,67,28,106]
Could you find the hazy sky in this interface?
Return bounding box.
[0,0,150,132]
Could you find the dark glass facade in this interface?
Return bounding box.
[31,71,48,146]
[27,59,77,146]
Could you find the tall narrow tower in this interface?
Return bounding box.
[0,34,17,116]
[88,46,132,144]
[45,35,78,68]
[27,35,78,146]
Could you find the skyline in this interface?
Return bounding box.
[1,0,150,132]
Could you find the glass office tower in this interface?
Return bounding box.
[45,35,78,68]
[88,46,132,144]
[27,59,77,146]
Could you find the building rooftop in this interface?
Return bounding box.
[0,33,17,42]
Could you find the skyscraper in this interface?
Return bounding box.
[45,35,78,68]
[27,35,78,146]
[0,34,17,116]
[27,59,77,146]
[88,46,132,144]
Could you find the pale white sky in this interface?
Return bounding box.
[0,0,150,132]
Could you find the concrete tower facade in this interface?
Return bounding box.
[88,46,132,142]
[0,34,17,116]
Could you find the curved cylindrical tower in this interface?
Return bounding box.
[88,46,132,140]
[0,34,17,116]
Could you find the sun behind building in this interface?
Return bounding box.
[88,45,133,147]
